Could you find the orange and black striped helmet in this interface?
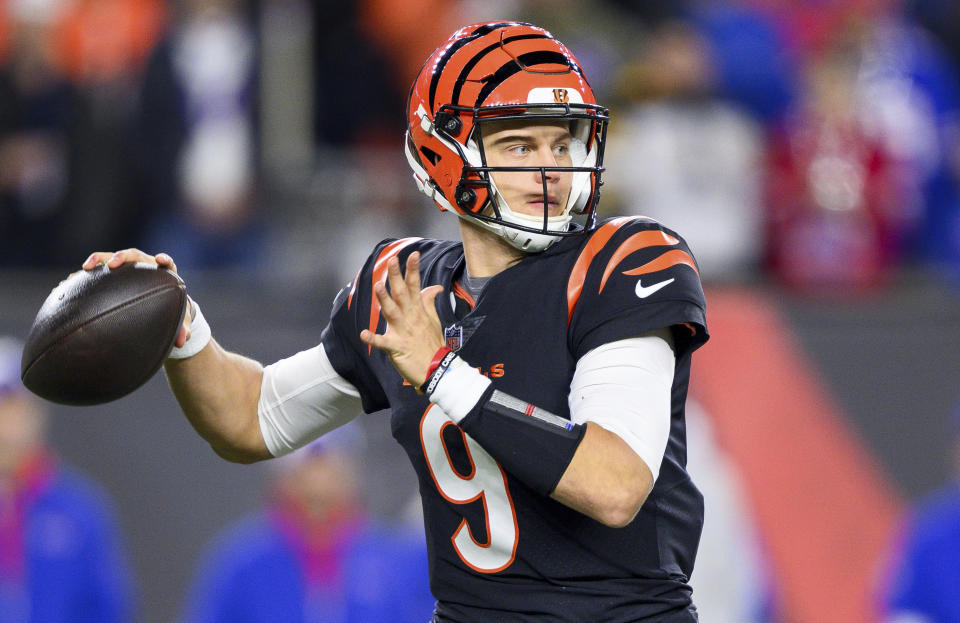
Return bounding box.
[405,22,609,252]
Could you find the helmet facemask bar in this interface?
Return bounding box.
[436,102,608,242]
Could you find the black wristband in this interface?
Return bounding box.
[420,350,458,395]
[457,388,586,497]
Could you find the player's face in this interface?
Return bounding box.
[480,119,574,218]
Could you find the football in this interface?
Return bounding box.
[20,262,188,406]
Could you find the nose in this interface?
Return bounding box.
[532,146,561,184]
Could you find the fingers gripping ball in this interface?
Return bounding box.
[20,262,188,405]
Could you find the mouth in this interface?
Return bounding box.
[526,195,562,211]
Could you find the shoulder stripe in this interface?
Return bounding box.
[566,217,633,324]
[598,230,680,294]
[367,238,422,354]
[621,249,699,279]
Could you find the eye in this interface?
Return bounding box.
[508,144,531,156]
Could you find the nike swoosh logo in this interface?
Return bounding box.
[635,277,675,298]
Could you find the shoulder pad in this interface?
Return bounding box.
[343,237,457,352]
[345,237,423,315]
[323,237,449,413]
[565,217,707,357]
[567,217,702,322]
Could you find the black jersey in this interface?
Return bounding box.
[321,216,709,622]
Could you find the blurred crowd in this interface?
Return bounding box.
[1,0,959,293]
[2,336,433,623]
[1,338,135,622]
[3,0,960,622]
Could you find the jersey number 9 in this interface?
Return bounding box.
[420,405,519,573]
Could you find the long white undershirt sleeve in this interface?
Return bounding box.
[259,330,676,481]
[257,345,363,457]
[567,328,675,481]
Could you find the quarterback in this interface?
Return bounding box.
[85,22,708,622]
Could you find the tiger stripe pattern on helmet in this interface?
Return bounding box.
[406,22,609,253]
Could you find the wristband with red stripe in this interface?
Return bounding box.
[418,346,454,394]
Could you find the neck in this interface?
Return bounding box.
[458,218,526,278]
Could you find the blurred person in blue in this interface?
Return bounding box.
[180,425,433,623]
[882,403,960,623]
[0,338,135,623]
[849,6,960,287]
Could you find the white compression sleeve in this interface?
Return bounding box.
[568,329,675,481]
[257,344,363,457]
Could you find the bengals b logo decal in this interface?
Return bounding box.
[552,88,569,104]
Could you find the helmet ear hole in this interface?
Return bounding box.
[419,146,442,166]
[455,185,477,211]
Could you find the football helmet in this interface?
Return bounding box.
[405,22,609,252]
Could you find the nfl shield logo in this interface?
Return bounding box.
[444,325,463,351]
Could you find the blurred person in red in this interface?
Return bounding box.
[881,402,960,623]
[0,337,136,623]
[764,5,960,294]
[763,21,906,295]
[180,425,433,623]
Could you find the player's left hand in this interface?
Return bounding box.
[360,252,445,387]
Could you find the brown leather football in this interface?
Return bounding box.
[20,262,187,405]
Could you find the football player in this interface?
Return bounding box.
[84,21,708,622]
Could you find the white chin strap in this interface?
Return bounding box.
[477,182,572,253]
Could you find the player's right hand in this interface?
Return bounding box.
[81,249,193,348]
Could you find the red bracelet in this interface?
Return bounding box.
[419,345,453,393]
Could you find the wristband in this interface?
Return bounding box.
[428,357,491,423]
[418,346,454,394]
[167,297,212,359]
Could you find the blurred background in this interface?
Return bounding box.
[2,0,960,621]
